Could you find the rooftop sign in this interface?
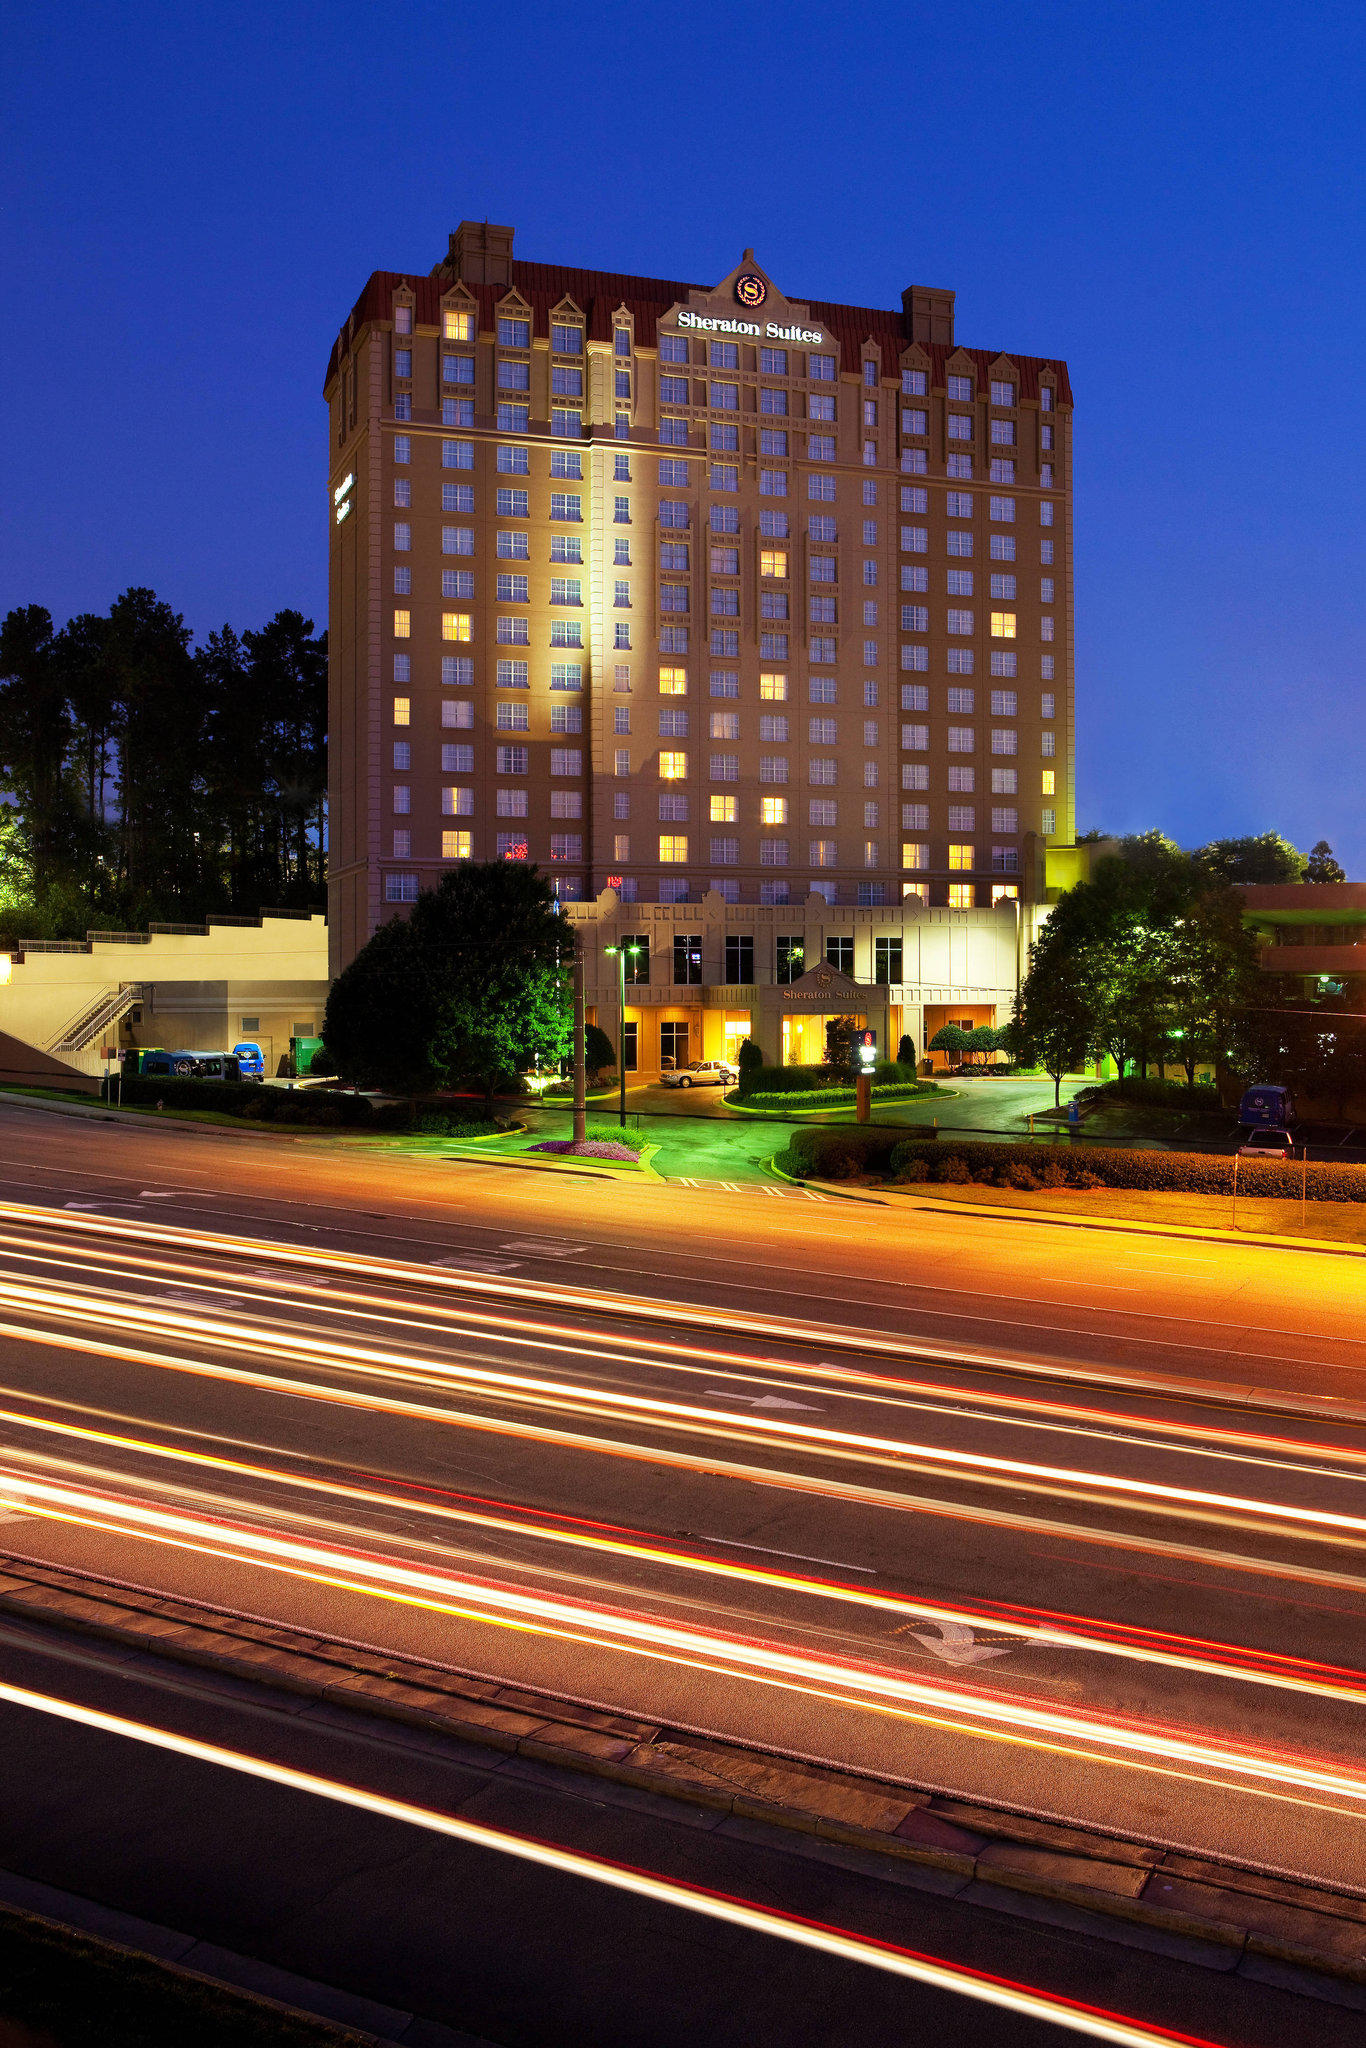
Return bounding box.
[676,310,827,346]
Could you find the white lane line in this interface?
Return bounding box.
[137,1192,177,1200]
[433,1255,522,1274]
[499,1240,587,1256]
[155,1290,247,1308]
[719,1537,874,1574]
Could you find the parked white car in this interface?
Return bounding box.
[660,1060,737,1089]
[1237,1127,1295,1158]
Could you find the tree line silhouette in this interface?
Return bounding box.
[0,589,325,938]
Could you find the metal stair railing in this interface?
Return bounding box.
[46,983,144,1054]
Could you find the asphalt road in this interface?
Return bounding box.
[0,1617,1355,2048]
[0,1101,1358,1892]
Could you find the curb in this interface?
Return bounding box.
[2,1553,1365,1991]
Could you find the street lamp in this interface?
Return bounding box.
[603,943,641,1127]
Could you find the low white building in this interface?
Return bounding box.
[566,889,1040,1074]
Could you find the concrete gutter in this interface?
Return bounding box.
[3,1553,1366,1995]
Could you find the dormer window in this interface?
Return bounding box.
[552,323,583,354]
[443,308,475,341]
[395,305,413,335]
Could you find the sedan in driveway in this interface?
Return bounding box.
[660,1060,737,1089]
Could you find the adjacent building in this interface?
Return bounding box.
[325,222,1073,1068]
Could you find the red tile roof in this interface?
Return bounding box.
[326,258,1072,405]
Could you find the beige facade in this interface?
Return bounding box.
[325,224,1074,979]
[0,914,329,1083]
[568,888,1036,1077]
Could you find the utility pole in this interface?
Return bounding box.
[572,935,586,1148]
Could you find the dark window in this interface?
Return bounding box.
[826,936,854,975]
[673,933,703,986]
[776,936,805,984]
[621,933,650,984]
[622,1021,638,1071]
[874,937,904,984]
[661,1020,690,1065]
[724,935,754,984]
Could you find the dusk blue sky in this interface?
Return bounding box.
[3,2,1363,873]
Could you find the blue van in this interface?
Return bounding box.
[1238,1084,1297,1129]
[232,1041,265,1080]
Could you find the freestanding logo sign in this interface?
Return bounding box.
[734,272,768,310]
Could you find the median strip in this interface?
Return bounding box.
[1,1552,1365,1991]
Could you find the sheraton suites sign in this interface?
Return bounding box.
[675,311,827,345]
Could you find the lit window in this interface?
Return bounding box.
[659,834,688,863]
[760,796,788,826]
[392,696,410,728]
[659,667,688,696]
[710,795,737,822]
[948,883,974,908]
[902,842,928,870]
[443,830,472,859]
[442,614,471,642]
[392,609,410,639]
[659,752,687,780]
[991,612,1017,639]
[444,308,475,341]
[443,787,474,816]
[760,550,789,579]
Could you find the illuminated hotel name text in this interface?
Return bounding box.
[676,311,826,345]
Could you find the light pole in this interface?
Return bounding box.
[603,943,640,1127]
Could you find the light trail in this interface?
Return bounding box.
[5,1311,1366,1612]
[8,1222,1366,1494]
[3,1405,1366,1712]
[1,1197,1356,1398]
[4,1459,1366,1816]
[0,1678,1222,2047]
[1,1273,1365,1551]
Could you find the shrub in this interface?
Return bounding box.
[778,1127,905,1179]
[881,1137,1366,1202]
[897,1034,917,1067]
[742,1081,926,1111]
[583,1023,616,1082]
[584,1120,641,1154]
[782,1126,1366,1202]
[933,1155,971,1184]
[736,1039,765,1091]
[1078,1078,1222,1112]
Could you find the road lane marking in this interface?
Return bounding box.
[703,1389,821,1412]
[500,1240,587,1256]
[433,1254,522,1274]
[909,1619,1015,1665]
[720,1538,874,1574]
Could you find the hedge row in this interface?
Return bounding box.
[1077,1078,1223,1112]
[100,1075,504,1137]
[778,1127,1366,1202]
[737,1060,918,1098]
[741,1082,928,1110]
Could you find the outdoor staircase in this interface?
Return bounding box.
[46,984,144,1055]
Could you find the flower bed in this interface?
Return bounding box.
[528,1138,640,1162]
